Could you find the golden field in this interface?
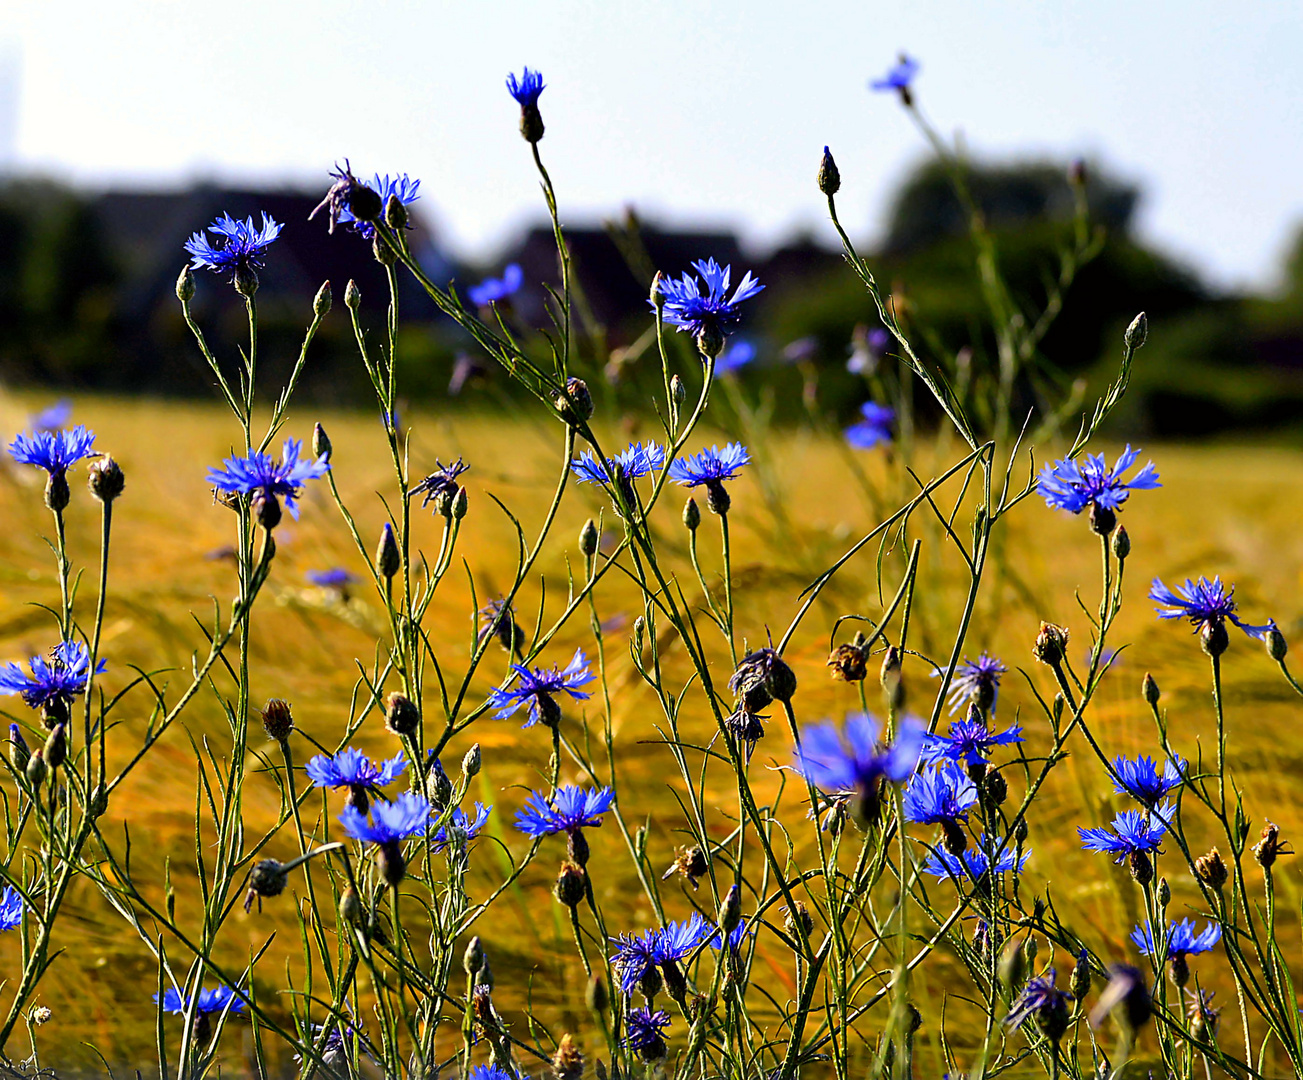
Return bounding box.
[0,393,1299,1075]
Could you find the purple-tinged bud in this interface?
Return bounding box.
[376,522,400,580]
[983,769,1007,806]
[1071,949,1091,999]
[344,279,361,310]
[462,743,481,779]
[8,724,29,773]
[384,692,421,737]
[384,193,408,231]
[670,374,686,407]
[1200,621,1229,658]
[1128,850,1154,886]
[312,422,331,461]
[650,272,665,311]
[261,699,293,742]
[697,323,725,361]
[377,840,406,886]
[818,146,841,196]
[313,281,332,318]
[253,492,282,531]
[45,472,70,513]
[1033,622,1069,666]
[1157,877,1171,907]
[553,377,594,425]
[452,487,469,521]
[244,858,288,912]
[25,749,46,788]
[88,457,125,503]
[1266,626,1288,662]
[463,936,484,976]
[43,723,67,771]
[718,883,741,934]
[233,265,259,299]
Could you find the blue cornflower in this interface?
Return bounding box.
[570,441,666,486]
[467,264,523,307]
[9,426,96,479]
[922,717,1023,769]
[668,444,750,488]
[845,402,895,449]
[506,68,546,107]
[903,764,978,826]
[941,653,1008,715]
[870,54,920,95]
[0,885,23,932]
[847,326,890,375]
[1037,446,1160,526]
[468,1067,515,1080]
[0,640,105,716]
[311,162,384,234]
[515,785,614,837]
[306,748,406,814]
[709,916,752,952]
[208,438,329,522]
[717,339,755,375]
[1078,802,1172,866]
[653,258,764,358]
[432,803,492,853]
[184,212,282,279]
[625,1006,671,1062]
[1111,754,1186,807]
[611,927,663,996]
[1005,969,1072,1039]
[339,791,431,846]
[1130,918,1221,961]
[306,568,358,590]
[410,458,470,511]
[30,400,72,431]
[922,836,1030,882]
[488,647,594,728]
[1149,575,1275,651]
[668,443,750,514]
[658,912,711,963]
[792,712,925,827]
[611,913,710,997]
[335,173,420,239]
[156,985,246,1017]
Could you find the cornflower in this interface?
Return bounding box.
[1130,918,1221,989]
[0,640,105,728]
[184,212,282,289]
[717,339,755,374]
[9,425,97,510]
[467,264,523,306]
[339,791,432,885]
[306,568,358,593]
[1111,754,1186,807]
[942,653,1007,714]
[1078,802,1172,885]
[1038,445,1160,534]
[333,173,419,239]
[30,400,72,431]
[0,886,22,932]
[570,441,665,486]
[625,1007,671,1062]
[903,763,978,855]
[156,985,245,1044]
[1149,575,1275,656]
[922,715,1023,770]
[652,258,763,359]
[870,54,920,103]
[844,402,894,449]
[432,803,492,853]
[487,648,594,728]
[507,68,546,142]
[667,442,750,514]
[922,836,1030,886]
[515,784,614,865]
[305,748,406,813]
[410,458,470,513]
[792,712,924,828]
[207,438,329,528]
[1005,969,1072,1044]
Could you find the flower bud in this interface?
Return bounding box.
[90,783,108,818]
[372,233,397,266]
[1195,847,1228,888]
[553,377,594,425]
[1157,877,1171,907]
[376,522,400,580]
[586,973,608,1014]
[31,1006,50,1026]
[1023,935,1038,968]
[249,858,288,901]
[384,193,408,231]
[905,1002,923,1036]
[998,937,1026,990]
[633,615,646,654]
[462,743,481,779]
[1125,311,1148,350]
[818,146,841,196]
[313,280,332,318]
[697,324,725,360]
[579,519,599,557]
[1128,850,1154,886]
[1088,501,1116,537]
[452,487,469,520]
[1014,817,1029,845]
[43,723,67,771]
[1070,949,1091,999]
[783,900,814,941]
[1253,821,1291,869]
[344,279,361,310]
[718,883,741,934]
[520,102,545,144]
[8,724,29,773]
[45,472,70,513]
[1033,622,1069,666]
[554,860,587,908]
[234,265,259,298]
[261,699,293,742]
[377,840,406,886]
[1266,626,1288,662]
[426,757,453,809]
[176,265,196,303]
[827,640,868,682]
[683,497,701,531]
[384,692,421,736]
[463,936,485,976]
[670,374,686,407]
[88,457,125,503]
[312,422,332,461]
[1052,693,1065,725]
[650,272,665,311]
[25,749,46,788]
[983,770,1007,806]
[1142,672,1160,707]
[1111,524,1130,560]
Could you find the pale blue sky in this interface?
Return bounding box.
[3,1,1301,290]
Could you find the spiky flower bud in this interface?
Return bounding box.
[1157,877,1171,907]
[1128,850,1154,886]
[554,377,594,425]
[462,743,481,779]
[384,692,421,737]
[1024,936,1038,968]
[176,265,196,303]
[1125,311,1148,350]
[697,323,725,361]
[1200,619,1229,657]
[555,860,587,908]
[43,723,67,771]
[8,724,29,773]
[817,145,842,196]
[312,422,332,461]
[827,637,869,682]
[718,883,741,934]
[261,698,293,742]
[376,522,401,580]
[1033,622,1069,666]
[25,749,46,788]
[384,193,408,231]
[983,769,1008,806]
[683,497,701,531]
[313,280,332,317]
[249,858,288,901]
[579,519,599,557]
[1266,626,1288,662]
[1088,501,1117,537]
[90,783,108,818]
[1195,847,1228,888]
[463,936,485,976]
[88,457,125,503]
[344,279,361,310]
[1142,672,1160,707]
[452,487,469,520]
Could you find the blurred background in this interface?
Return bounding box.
[0,1,1302,436]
